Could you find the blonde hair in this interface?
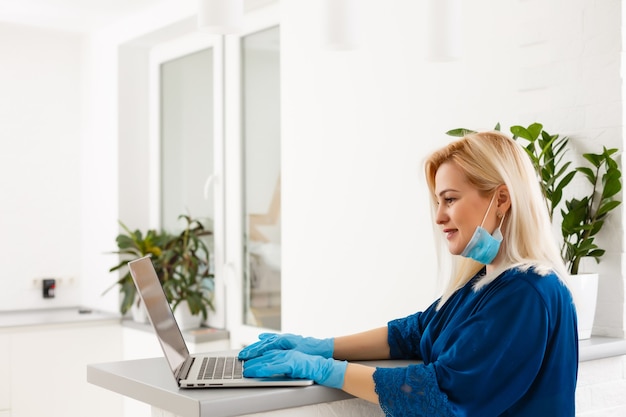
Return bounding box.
[424,131,569,307]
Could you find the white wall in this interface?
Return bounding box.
[79,1,198,313]
[0,23,82,310]
[280,0,437,335]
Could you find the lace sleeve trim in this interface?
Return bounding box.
[373,364,454,417]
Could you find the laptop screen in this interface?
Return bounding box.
[128,256,190,377]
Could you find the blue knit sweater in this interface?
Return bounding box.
[373,267,578,416]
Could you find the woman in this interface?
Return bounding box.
[239,131,578,416]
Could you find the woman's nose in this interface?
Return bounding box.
[435,205,447,224]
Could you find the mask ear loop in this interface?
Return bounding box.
[496,211,506,228]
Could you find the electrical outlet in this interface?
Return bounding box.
[43,279,56,298]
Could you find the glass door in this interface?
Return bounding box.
[241,25,282,330]
[150,33,226,329]
[160,47,214,233]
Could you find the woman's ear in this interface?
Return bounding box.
[496,185,511,214]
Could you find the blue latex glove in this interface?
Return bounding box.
[238,333,334,360]
[242,350,348,389]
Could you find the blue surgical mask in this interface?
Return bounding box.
[460,193,505,264]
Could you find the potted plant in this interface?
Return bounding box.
[557,146,621,339]
[447,123,622,338]
[107,214,215,329]
[161,214,215,330]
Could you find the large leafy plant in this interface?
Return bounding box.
[107,222,171,315]
[446,123,622,275]
[107,215,214,319]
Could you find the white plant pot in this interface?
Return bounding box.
[173,300,203,331]
[567,273,599,340]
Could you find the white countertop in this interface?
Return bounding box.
[85,335,626,417]
[87,354,418,417]
[0,307,120,329]
[579,336,626,361]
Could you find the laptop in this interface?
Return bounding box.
[128,255,313,388]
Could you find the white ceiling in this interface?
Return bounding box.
[0,0,169,33]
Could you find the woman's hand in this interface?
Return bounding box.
[238,333,334,360]
[242,350,347,389]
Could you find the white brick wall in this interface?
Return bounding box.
[577,356,626,416]
[517,0,625,338]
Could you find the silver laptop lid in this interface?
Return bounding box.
[128,256,190,379]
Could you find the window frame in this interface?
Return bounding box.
[224,3,281,347]
[149,32,227,329]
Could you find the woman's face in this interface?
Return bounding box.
[434,161,498,256]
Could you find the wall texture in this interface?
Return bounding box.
[577,355,626,416]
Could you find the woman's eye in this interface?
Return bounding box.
[444,198,456,204]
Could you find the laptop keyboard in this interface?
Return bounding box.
[198,356,244,380]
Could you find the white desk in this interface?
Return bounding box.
[87,356,416,417]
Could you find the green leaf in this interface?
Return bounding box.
[582,152,602,168]
[597,200,621,217]
[526,123,543,140]
[555,170,576,191]
[446,128,475,137]
[576,167,596,184]
[510,125,533,141]
[588,249,605,258]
